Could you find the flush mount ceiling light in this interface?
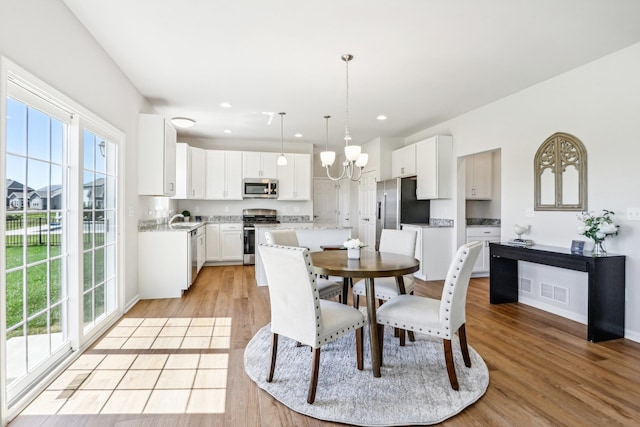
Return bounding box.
[223,129,232,134]
[170,117,196,128]
[322,54,368,182]
[294,133,303,138]
[377,115,387,121]
[219,102,232,108]
[277,112,287,166]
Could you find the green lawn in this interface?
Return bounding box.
[5,232,105,338]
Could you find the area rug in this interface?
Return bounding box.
[244,324,489,426]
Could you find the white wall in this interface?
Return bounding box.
[0,0,147,307]
[406,42,640,341]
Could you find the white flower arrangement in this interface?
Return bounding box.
[577,210,619,243]
[343,238,365,249]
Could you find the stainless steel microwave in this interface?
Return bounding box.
[242,179,278,199]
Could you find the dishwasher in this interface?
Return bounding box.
[190,229,198,286]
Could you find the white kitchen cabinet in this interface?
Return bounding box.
[242,151,278,179]
[174,144,206,199]
[416,135,453,200]
[138,114,176,196]
[138,230,190,299]
[392,144,417,178]
[206,223,243,262]
[190,147,206,199]
[466,226,501,275]
[205,150,243,200]
[465,151,493,200]
[277,153,311,200]
[174,143,190,199]
[401,224,453,281]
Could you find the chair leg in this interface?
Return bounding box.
[308,348,321,404]
[377,324,385,365]
[356,327,363,370]
[443,339,459,390]
[354,294,359,309]
[458,324,472,368]
[399,328,406,346]
[407,291,416,342]
[267,333,279,382]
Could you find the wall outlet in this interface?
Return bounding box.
[194,206,200,213]
[627,207,640,221]
[525,208,535,217]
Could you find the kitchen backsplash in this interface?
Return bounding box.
[429,218,455,227]
[466,217,501,226]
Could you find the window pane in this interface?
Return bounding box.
[83,130,94,170]
[27,107,50,161]
[26,262,47,317]
[27,313,49,370]
[7,97,27,155]
[106,176,116,210]
[27,159,50,207]
[83,291,93,327]
[105,278,116,313]
[95,137,106,173]
[50,304,64,352]
[51,119,64,165]
[6,213,25,269]
[6,154,26,210]
[94,247,105,285]
[105,211,116,245]
[6,270,24,330]
[94,284,105,319]
[50,258,63,304]
[26,213,48,264]
[83,251,93,291]
[83,171,94,209]
[83,211,93,249]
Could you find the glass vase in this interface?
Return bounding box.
[591,240,606,257]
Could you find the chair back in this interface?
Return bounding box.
[258,244,321,346]
[439,241,482,331]
[265,229,300,247]
[379,229,417,257]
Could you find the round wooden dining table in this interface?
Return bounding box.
[310,250,419,378]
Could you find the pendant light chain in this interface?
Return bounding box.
[343,55,352,143]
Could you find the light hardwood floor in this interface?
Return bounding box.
[10,264,640,426]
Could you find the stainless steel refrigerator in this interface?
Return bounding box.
[375,177,430,250]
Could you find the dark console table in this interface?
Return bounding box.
[489,243,625,342]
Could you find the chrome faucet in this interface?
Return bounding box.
[169,213,184,225]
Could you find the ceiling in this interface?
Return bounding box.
[62,0,640,149]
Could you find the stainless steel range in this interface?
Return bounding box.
[242,208,279,265]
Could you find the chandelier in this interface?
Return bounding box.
[277,112,287,166]
[321,54,368,181]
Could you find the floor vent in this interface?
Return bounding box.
[519,278,532,293]
[540,282,569,304]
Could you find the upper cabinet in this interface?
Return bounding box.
[392,144,417,178]
[465,151,493,200]
[174,144,206,199]
[361,137,404,181]
[242,151,278,179]
[138,114,176,196]
[416,135,453,200]
[205,150,243,200]
[190,147,206,199]
[277,153,311,200]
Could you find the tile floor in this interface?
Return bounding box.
[20,317,230,415]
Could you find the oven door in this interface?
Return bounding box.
[243,227,255,265]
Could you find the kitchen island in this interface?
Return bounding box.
[254,224,352,286]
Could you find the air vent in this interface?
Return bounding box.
[540,282,569,305]
[519,278,532,293]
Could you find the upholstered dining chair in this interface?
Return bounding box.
[375,241,482,390]
[352,229,417,309]
[265,229,343,301]
[259,244,365,404]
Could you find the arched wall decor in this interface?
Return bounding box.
[534,132,587,211]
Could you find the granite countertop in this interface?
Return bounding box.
[138,222,206,232]
[466,224,500,228]
[402,223,454,228]
[254,223,351,230]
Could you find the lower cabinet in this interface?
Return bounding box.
[466,226,501,275]
[206,223,243,262]
[400,225,453,281]
[138,231,190,299]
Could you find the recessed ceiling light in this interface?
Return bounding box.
[171,117,196,128]
[376,115,387,121]
[220,102,232,108]
[223,129,232,134]
[294,133,303,138]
